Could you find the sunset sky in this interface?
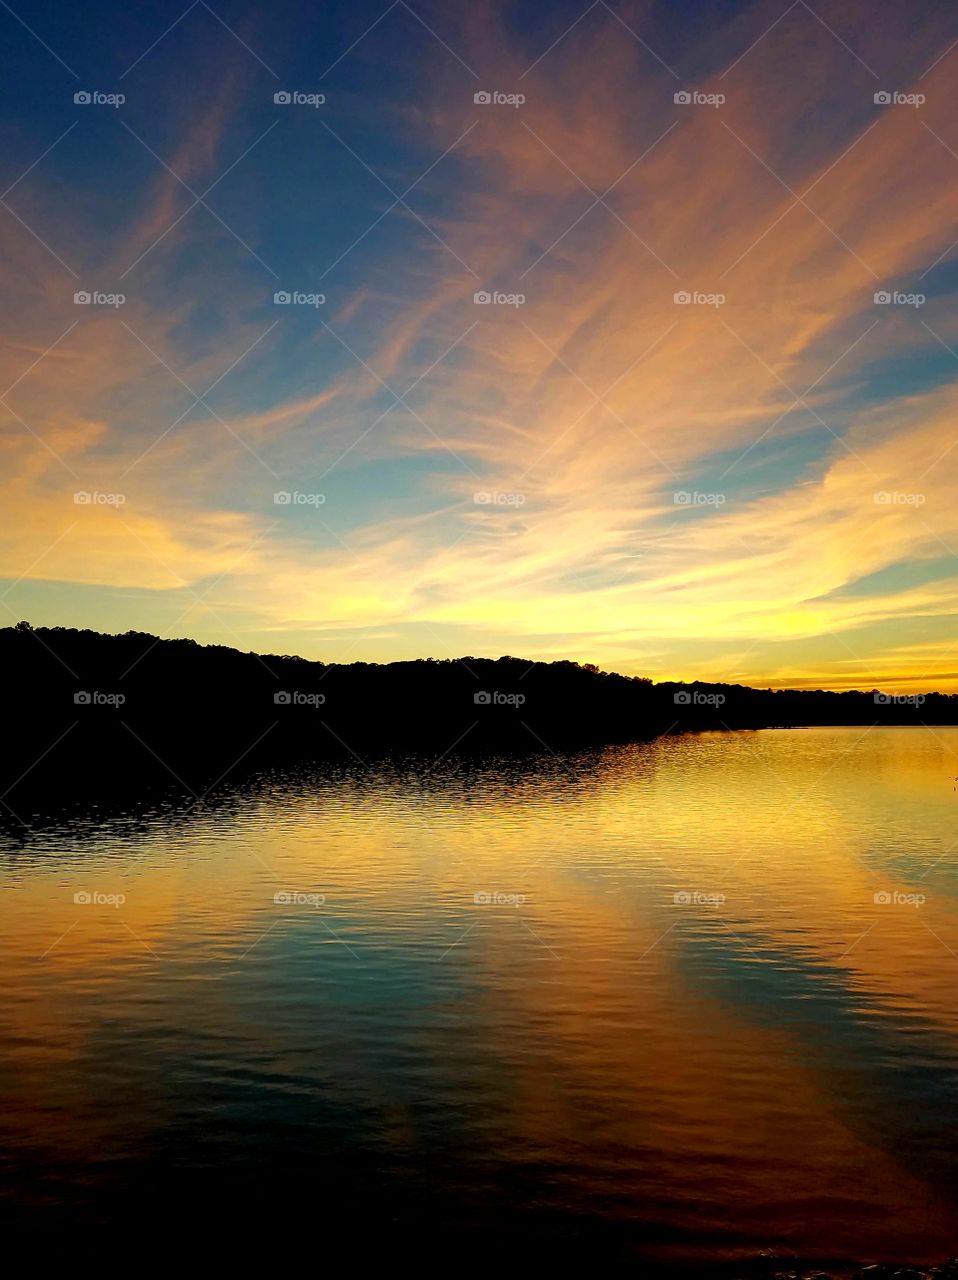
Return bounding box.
[2,0,958,690]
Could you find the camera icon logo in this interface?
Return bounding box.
[874,890,892,904]
[73,491,92,504]
[74,891,92,904]
[474,691,492,705]
[873,692,892,704]
[673,90,692,104]
[273,491,292,504]
[74,290,91,305]
[474,91,491,105]
[673,291,691,304]
[74,691,92,705]
[874,91,891,105]
[874,290,891,304]
[274,91,292,104]
[674,690,692,704]
[274,691,292,705]
[273,291,291,304]
[74,90,92,105]
[473,290,491,304]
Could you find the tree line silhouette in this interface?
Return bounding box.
[3,622,955,805]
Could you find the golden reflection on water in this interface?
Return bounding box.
[2,728,957,1264]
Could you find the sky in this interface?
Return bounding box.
[1,0,957,691]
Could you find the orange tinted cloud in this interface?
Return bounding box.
[2,1,958,687]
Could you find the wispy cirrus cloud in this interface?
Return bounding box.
[2,0,958,686]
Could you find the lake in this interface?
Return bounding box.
[2,727,957,1270]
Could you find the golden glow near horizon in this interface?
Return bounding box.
[2,2,958,690]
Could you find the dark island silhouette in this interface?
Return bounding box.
[3,621,956,810]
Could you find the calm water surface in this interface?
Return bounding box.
[2,728,957,1268]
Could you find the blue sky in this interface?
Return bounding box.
[2,0,958,688]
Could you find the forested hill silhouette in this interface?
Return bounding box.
[4,623,956,799]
